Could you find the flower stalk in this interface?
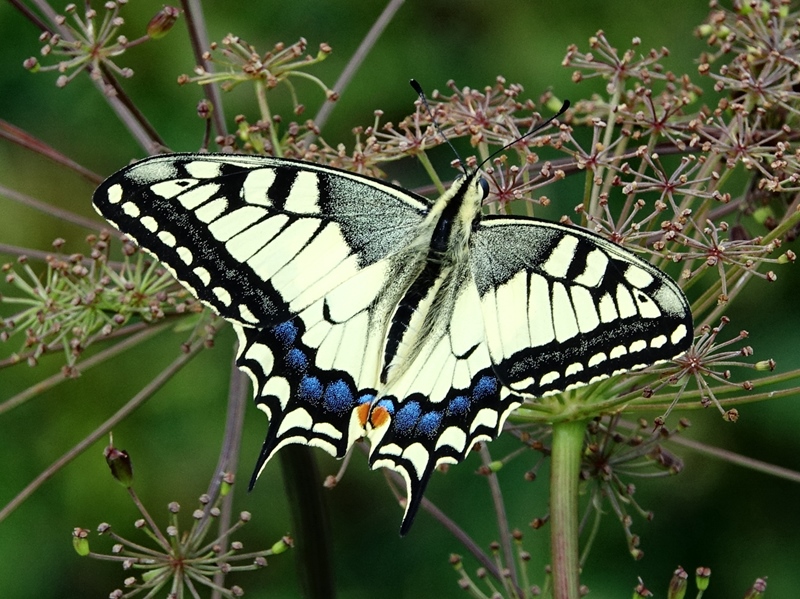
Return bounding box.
[550,419,587,599]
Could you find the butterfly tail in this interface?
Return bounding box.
[367,443,437,536]
[248,426,282,490]
[398,468,434,536]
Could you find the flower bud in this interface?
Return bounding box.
[104,444,133,487]
[695,567,711,591]
[271,535,293,554]
[72,527,90,556]
[755,359,776,371]
[197,99,213,120]
[723,409,739,422]
[147,6,179,39]
[633,578,653,597]
[743,577,767,599]
[23,57,40,72]
[546,96,566,114]
[668,566,688,599]
[221,471,234,496]
[697,24,713,37]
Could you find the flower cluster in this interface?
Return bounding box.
[71,441,291,598]
[581,415,687,560]
[1,232,205,373]
[24,2,178,89]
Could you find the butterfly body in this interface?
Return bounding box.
[93,153,692,534]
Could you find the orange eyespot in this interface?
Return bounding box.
[356,403,371,427]
[369,405,391,429]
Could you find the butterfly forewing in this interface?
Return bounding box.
[471,217,693,396]
[92,154,431,326]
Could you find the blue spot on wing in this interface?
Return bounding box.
[273,321,298,348]
[473,375,498,400]
[395,401,421,433]
[358,392,376,405]
[376,398,394,414]
[285,348,308,372]
[324,379,355,414]
[447,395,470,416]
[298,376,323,403]
[416,411,442,437]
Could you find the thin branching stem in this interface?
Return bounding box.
[0,120,103,184]
[97,63,168,153]
[0,322,169,416]
[668,434,800,483]
[309,0,406,138]
[427,505,524,597]
[208,365,249,599]
[180,0,228,142]
[199,363,248,530]
[479,444,519,592]
[0,184,103,230]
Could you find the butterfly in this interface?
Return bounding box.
[93,142,692,534]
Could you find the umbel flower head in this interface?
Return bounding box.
[25,3,180,89]
[72,442,292,598]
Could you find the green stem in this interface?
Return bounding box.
[550,419,587,599]
[280,446,336,599]
[415,149,446,195]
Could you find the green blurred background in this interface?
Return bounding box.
[1,1,799,597]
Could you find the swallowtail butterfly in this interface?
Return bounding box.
[93,139,692,534]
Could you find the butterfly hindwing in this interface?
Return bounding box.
[235,250,433,477]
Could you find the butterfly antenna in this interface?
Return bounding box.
[477,99,570,172]
[410,79,468,175]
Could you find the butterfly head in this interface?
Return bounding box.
[453,171,490,204]
[436,170,492,230]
